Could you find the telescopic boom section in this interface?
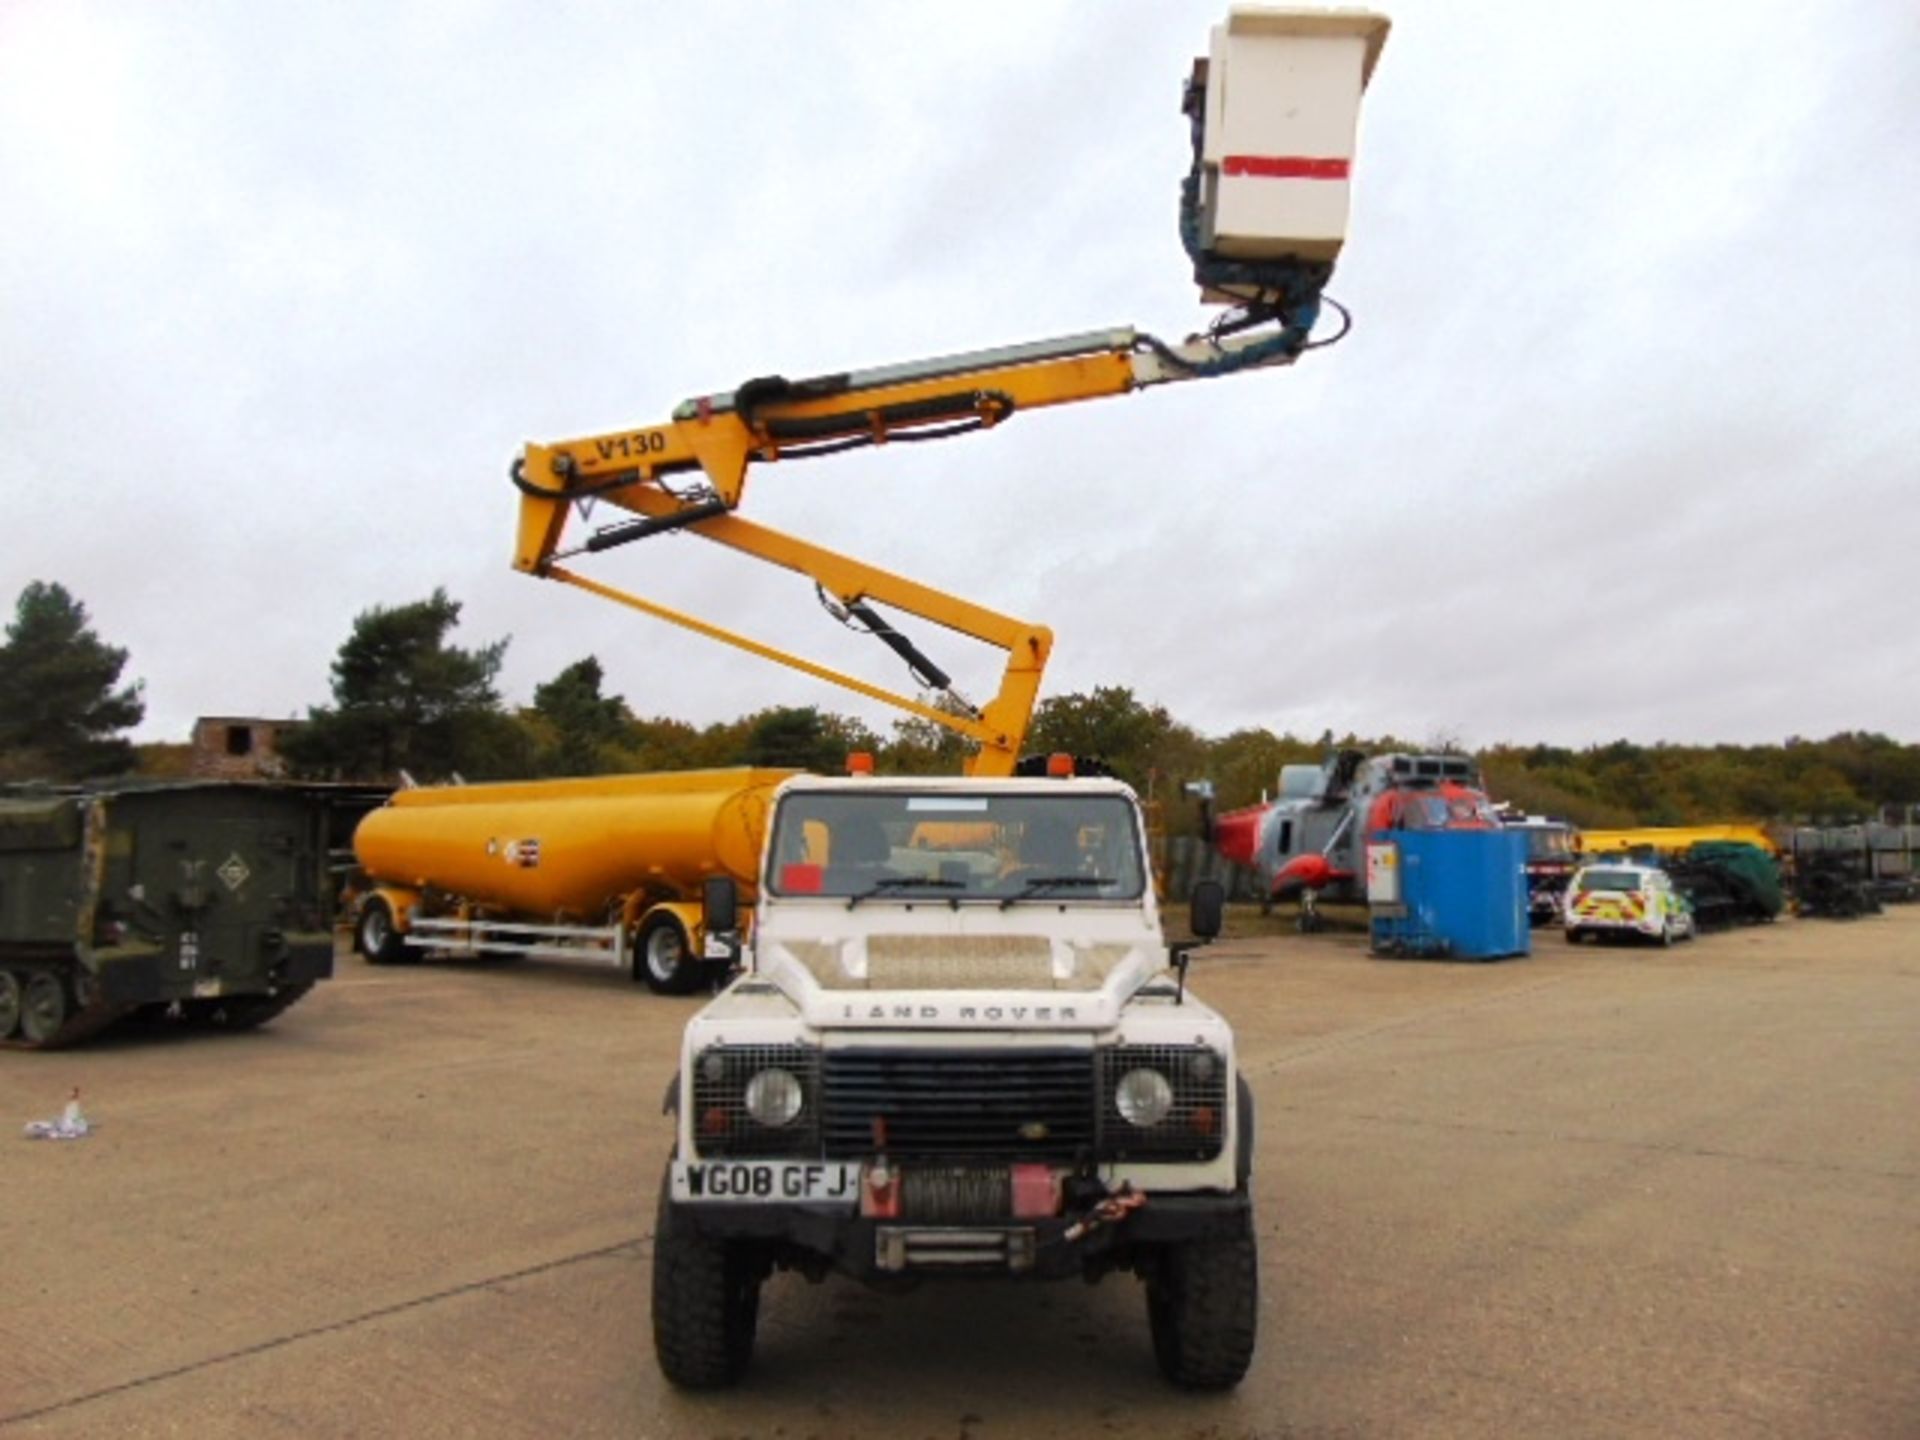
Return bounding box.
[510,325,1319,776]
[513,324,1311,561]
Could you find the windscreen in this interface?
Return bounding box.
[1522,827,1573,861]
[766,790,1147,901]
[1384,788,1501,831]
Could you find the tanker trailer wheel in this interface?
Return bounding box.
[19,970,70,1047]
[636,914,702,995]
[0,969,21,1039]
[356,897,414,966]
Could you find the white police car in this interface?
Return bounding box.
[1564,862,1696,945]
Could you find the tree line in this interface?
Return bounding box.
[3,580,1916,826]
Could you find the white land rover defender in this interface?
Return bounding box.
[653,771,1256,1390]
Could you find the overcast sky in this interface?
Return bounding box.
[3,0,1915,754]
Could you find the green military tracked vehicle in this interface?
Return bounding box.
[0,781,383,1049]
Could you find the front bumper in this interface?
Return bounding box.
[670,1187,1252,1282]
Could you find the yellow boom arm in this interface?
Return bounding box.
[512,321,1315,776]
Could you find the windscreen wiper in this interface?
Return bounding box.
[999,875,1112,909]
[847,876,965,910]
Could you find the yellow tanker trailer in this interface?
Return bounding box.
[351,767,797,993]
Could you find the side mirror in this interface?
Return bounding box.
[1189,879,1224,941]
[703,876,739,935]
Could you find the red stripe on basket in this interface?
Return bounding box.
[1222,155,1350,180]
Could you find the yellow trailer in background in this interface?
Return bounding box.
[1573,824,1780,858]
[352,767,797,993]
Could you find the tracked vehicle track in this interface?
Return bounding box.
[0,961,131,1051]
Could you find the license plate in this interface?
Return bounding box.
[671,1160,860,1205]
[192,979,223,998]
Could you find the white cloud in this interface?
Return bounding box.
[1,0,1914,751]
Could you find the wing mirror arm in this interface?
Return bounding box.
[703,876,742,983]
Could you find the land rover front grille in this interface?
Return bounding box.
[821,1048,1094,1161]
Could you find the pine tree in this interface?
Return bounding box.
[531,657,629,775]
[280,589,519,782]
[0,581,145,779]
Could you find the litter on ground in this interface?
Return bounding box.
[24,1088,90,1141]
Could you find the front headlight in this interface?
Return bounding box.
[1115,1067,1175,1127]
[744,1067,805,1127]
[690,1044,819,1155]
[1098,1045,1229,1160]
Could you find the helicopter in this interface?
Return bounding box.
[1188,749,1502,930]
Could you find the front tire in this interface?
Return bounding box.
[356,897,413,965]
[1146,1231,1259,1391]
[636,913,701,995]
[651,1176,761,1388]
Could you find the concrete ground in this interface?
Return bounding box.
[2,909,1916,1439]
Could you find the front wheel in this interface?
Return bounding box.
[636,913,701,995]
[356,897,413,965]
[1564,927,1584,945]
[651,1176,761,1388]
[1146,1231,1259,1391]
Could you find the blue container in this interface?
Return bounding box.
[1370,829,1530,960]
